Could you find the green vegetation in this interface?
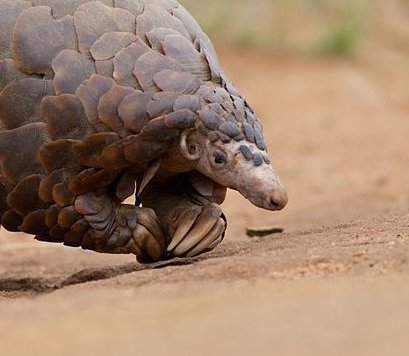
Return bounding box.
[315,22,363,57]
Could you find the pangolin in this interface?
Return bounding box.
[0,0,288,262]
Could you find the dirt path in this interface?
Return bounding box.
[1,49,409,355]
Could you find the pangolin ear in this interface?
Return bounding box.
[179,130,201,161]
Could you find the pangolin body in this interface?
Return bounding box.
[0,0,283,260]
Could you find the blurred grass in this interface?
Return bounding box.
[315,21,363,57]
[181,0,409,57]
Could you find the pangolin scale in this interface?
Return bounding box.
[0,0,288,262]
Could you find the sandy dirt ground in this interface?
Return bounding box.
[1,47,409,355]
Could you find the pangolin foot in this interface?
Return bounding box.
[166,203,226,258]
[75,193,166,263]
[117,205,167,264]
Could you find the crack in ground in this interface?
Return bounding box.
[0,260,197,295]
[0,250,236,296]
[0,226,347,297]
[0,236,291,297]
[0,278,59,294]
[0,236,294,296]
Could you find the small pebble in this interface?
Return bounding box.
[246,226,284,237]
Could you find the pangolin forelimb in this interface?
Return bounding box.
[140,183,227,258]
[69,192,167,262]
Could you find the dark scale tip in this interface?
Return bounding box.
[254,127,266,151]
[164,109,197,129]
[245,109,256,125]
[233,97,245,111]
[209,103,224,115]
[218,121,241,138]
[252,153,263,166]
[233,109,245,122]
[225,80,241,98]
[222,101,234,113]
[254,121,263,133]
[209,102,224,115]
[240,145,252,160]
[263,155,271,165]
[243,123,255,143]
[244,99,255,114]
[198,110,221,130]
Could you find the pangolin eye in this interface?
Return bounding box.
[188,144,197,153]
[213,152,227,165]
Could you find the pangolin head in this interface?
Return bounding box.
[178,82,288,211]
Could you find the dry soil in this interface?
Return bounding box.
[1,48,409,355]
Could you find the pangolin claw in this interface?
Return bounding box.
[167,208,201,252]
[185,219,226,257]
[131,210,166,262]
[168,203,226,257]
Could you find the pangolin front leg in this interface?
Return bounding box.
[167,202,226,257]
[74,192,166,263]
[141,182,227,258]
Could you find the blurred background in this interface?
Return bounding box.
[178,0,409,232]
[2,1,409,355]
[183,0,409,57]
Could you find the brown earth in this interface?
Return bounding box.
[1,47,409,355]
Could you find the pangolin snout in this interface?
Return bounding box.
[238,180,288,211]
[266,188,288,211]
[237,161,288,211]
